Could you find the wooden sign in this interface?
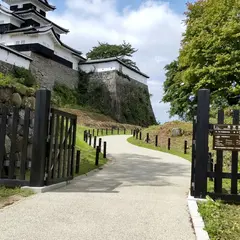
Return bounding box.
[213,124,240,150]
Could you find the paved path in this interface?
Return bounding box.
[0,135,195,240]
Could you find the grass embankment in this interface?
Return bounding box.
[75,126,108,175]
[0,187,34,209]
[128,122,192,161]
[198,198,240,240]
[128,121,240,240]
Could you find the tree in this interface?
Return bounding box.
[86,41,139,70]
[162,0,240,120]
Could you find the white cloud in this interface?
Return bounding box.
[48,0,185,123]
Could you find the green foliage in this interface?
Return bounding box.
[53,83,77,107]
[76,69,91,105]
[87,41,139,70]
[12,66,36,87]
[198,197,240,240]
[0,186,34,199]
[163,0,240,120]
[86,80,112,116]
[0,72,36,96]
[121,86,156,126]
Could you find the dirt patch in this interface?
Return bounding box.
[62,108,140,129]
[0,195,25,209]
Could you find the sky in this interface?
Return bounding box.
[1,0,195,123]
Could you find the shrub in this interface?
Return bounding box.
[12,66,36,87]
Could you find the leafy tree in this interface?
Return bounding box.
[86,41,139,70]
[162,0,240,120]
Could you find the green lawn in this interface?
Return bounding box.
[75,126,108,175]
[127,136,191,161]
[198,198,240,240]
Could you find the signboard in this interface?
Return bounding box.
[213,124,240,150]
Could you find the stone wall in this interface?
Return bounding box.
[0,60,15,75]
[29,52,79,90]
[88,70,156,126]
[0,86,35,175]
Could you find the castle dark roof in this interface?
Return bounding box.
[6,25,85,60]
[14,8,69,34]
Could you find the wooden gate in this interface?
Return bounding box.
[45,108,77,185]
[191,89,240,202]
[0,89,77,187]
[0,107,33,187]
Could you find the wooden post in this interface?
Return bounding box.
[139,132,142,140]
[136,131,139,139]
[92,129,95,136]
[168,138,171,150]
[97,129,99,136]
[214,110,224,193]
[190,117,197,196]
[184,140,187,154]
[124,128,126,135]
[30,89,51,187]
[231,110,239,194]
[95,146,100,166]
[101,129,103,135]
[111,128,113,135]
[99,138,102,152]
[75,150,81,174]
[118,128,120,134]
[103,142,107,158]
[155,135,158,147]
[133,130,136,137]
[106,128,108,135]
[89,134,92,146]
[194,89,210,198]
[93,136,97,148]
[146,133,149,143]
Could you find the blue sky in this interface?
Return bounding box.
[51,0,192,14]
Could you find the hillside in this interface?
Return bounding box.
[63,107,140,129]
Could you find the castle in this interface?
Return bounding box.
[0,0,149,85]
[0,0,156,125]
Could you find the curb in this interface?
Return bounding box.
[187,193,210,240]
[21,182,67,193]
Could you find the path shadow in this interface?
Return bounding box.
[55,153,191,193]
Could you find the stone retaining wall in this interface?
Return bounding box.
[0,86,36,175]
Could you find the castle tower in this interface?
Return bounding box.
[0,0,85,70]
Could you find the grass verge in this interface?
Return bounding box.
[75,125,108,175]
[0,187,34,209]
[127,136,191,161]
[198,198,240,240]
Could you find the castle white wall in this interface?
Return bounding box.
[1,32,80,70]
[0,12,22,27]
[80,61,148,85]
[0,47,31,68]
[121,65,147,85]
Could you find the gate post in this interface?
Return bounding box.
[194,89,210,198]
[30,89,51,187]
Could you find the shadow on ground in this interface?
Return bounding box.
[54,152,191,193]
